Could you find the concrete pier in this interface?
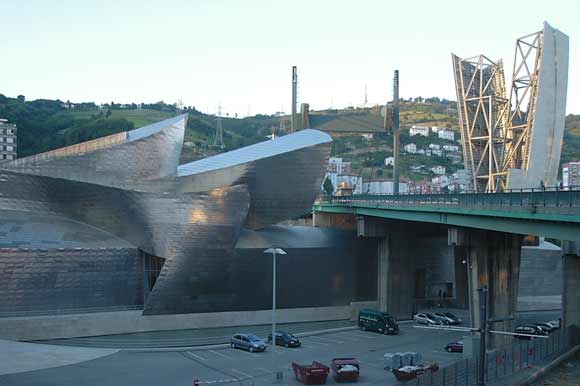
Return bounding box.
[449,228,522,347]
[563,241,580,328]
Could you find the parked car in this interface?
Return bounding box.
[358,309,399,334]
[514,325,548,340]
[267,331,301,347]
[414,313,443,326]
[434,312,462,325]
[444,341,463,353]
[331,358,360,382]
[230,333,267,352]
[432,314,450,325]
[535,322,556,333]
[547,320,561,330]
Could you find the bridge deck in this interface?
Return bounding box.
[313,189,580,240]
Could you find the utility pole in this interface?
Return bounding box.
[392,70,400,195]
[477,286,488,386]
[364,83,368,106]
[213,103,224,149]
[291,66,298,133]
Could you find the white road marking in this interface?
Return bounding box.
[230,368,253,378]
[209,349,232,359]
[255,367,272,374]
[185,351,207,361]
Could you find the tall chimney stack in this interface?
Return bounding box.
[291,66,298,132]
[393,70,400,195]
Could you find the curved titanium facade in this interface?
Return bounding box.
[0,115,332,315]
[0,115,186,187]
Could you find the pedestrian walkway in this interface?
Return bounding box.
[32,319,356,349]
[0,339,118,376]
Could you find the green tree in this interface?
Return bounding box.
[323,177,334,195]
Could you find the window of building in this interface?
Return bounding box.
[6,137,13,144]
[143,252,165,294]
[6,146,13,152]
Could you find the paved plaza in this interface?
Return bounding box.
[0,323,466,386]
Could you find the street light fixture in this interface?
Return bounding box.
[264,247,287,383]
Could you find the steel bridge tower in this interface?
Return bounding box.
[452,22,568,192]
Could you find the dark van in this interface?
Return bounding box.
[358,309,399,334]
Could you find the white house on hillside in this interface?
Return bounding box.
[443,144,459,152]
[431,165,446,175]
[429,143,441,150]
[410,125,429,137]
[362,179,409,195]
[438,130,455,141]
[404,143,417,154]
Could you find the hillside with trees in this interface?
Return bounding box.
[1,93,579,182]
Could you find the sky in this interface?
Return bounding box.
[1,0,578,117]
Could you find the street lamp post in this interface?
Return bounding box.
[264,247,287,383]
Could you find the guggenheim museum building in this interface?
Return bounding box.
[0,115,377,320]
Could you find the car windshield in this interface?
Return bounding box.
[445,312,457,318]
[247,334,261,341]
[425,313,436,318]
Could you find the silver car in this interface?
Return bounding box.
[434,312,462,325]
[414,312,443,326]
[230,333,267,352]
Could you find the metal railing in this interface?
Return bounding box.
[317,185,580,211]
[394,326,580,386]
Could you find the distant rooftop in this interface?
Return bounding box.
[309,112,385,133]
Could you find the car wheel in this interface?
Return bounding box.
[249,346,254,353]
[446,347,453,352]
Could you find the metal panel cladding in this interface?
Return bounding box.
[178,129,333,229]
[0,115,187,187]
[0,114,333,315]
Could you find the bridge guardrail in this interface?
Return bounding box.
[317,186,580,211]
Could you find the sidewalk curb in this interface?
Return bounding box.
[125,326,358,353]
[509,344,580,386]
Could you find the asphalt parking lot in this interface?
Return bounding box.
[0,323,468,386]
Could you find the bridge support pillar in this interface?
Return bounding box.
[358,217,415,320]
[562,241,580,328]
[450,228,522,348]
[376,235,415,320]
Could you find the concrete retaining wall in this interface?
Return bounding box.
[0,302,373,341]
